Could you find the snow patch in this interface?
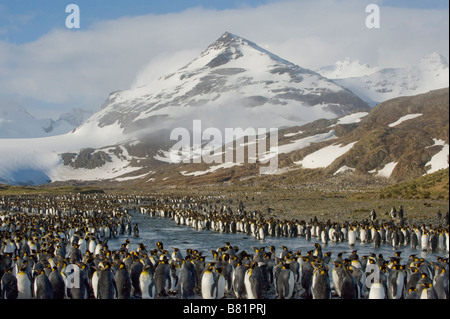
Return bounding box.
[294,141,357,169]
[284,130,303,137]
[278,130,337,155]
[388,113,423,128]
[333,165,355,175]
[376,161,398,178]
[334,112,369,125]
[180,162,242,177]
[424,139,449,174]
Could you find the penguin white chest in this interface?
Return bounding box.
[244,270,256,299]
[140,272,155,299]
[201,272,216,299]
[421,234,429,250]
[16,273,32,299]
[369,282,385,299]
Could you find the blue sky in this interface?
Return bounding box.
[1,0,275,43]
[1,0,448,43]
[0,0,448,119]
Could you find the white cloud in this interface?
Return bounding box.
[0,0,448,118]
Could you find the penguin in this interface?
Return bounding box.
[232,262,248,299]
[215,267,226,299]
[312,263,331,299]
[1,268,18,299]
[34,270,54,299]
[68,243,82,263]
[421,232,429,251]
[276,263,295,299]
[348,228,356,246]
[171,247,183,262]
[139,266,155,299]
[300,256,314,299]
[114,262,131,299]
[313,243,323,260]
[16,265,33,299]
[387,264,405,299]
[373,230,381,248]
[179,257,196,299]
[129,256,144,297]
[201,265,218,299]
[418,282,438,299]
[48,266,65,299]
[351,265,367,298]
[244,262,264,299]
[133,223,139,238]
[369,281,386,299]
[68,263,91,299]
[405,287,420,299]
[410,231,418,250]
[332,261,345,298]
[429,232,438,252]
[97,262,117,299]
[169,259,181,294]
[278,246,289,260]
[91,264,101,299]
[405,266,420,292]
[433,265,449,299]
[340,264,359,299]
[154,257,171,297]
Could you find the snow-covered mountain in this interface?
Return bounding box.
[317,57,380,79]
[0,103,92,138]
[319,52,449,105]
[0,32,448,186]
[80,31,368,138]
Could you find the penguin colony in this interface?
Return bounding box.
[0,193,448,299]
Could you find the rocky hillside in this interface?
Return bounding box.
[102,88,448,188]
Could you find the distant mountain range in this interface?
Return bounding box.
[0,104,92,138]
[317,52,449,106]
[0,32,448,186]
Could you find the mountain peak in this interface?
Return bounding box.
[419,51,449,68]
[195,31,292,69]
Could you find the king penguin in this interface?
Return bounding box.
[201,265,218,299]
[418,282,438,299]
[34,269,54,299]
[97,262,117,299]
[16,265,33,299]
[114,262,131,299]
[232,262,248,299]
[433,265,449,299]
[276,263,295,299]
[215,267,226,299]
[129,256,144,297]
[179,257,196,299]
[387,264,405,299]
[341,263,359,299]
[373,230,381,248]
[139,265,156,299]
[312,263,331,299]
[244,262,264,299]
[154,256,171,297]
[332,261,345,298]
[300,256,314,299]
[1,268,18,299]
[68,263,90,299]
[48,266,65,299]
[405,287,420,299]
